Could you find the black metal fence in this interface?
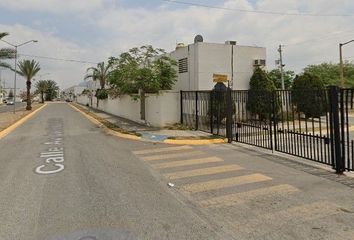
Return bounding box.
[340,89,354,171]
[181,87,354,173]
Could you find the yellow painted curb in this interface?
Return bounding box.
[0,104,47,140]
[69,103,226,145]
[163,138,226,145]
[69,103,141,141]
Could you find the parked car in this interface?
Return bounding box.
[6,99,14,105]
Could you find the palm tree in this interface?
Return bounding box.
[85,62,111,89]
[17,60,40,110]
[35,80,47,103]
[0,32,15,69]
[84,61,111,107]
[44,80,59,101]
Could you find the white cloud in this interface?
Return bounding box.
[0,24,103,90]
[0,0,105,13]
[1,0,354,91]
[93,0,354,70]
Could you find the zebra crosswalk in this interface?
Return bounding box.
[152,156,223,169]
[132,144,345,238]
[199,184,299,208]
[163,164,243,180]
[181,174,272,193]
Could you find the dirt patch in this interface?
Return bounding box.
[0,104,44,131]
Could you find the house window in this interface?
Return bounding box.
[178,58,188,73]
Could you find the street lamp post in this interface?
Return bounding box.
[0,38,38,113]
[339,40,354,88]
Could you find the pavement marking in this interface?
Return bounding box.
[152,157,224,169]
[35,118,65,175]
[199,184,299,208]
[0,104,47,140]
[164,138,226,145]
[234,201,340,235]
[141,151,204,161]
[181,174,272,193]
[133,145,193,155]
[164,164,244,180]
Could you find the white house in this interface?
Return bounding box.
[62,83,87,101]
[76,37,268,127]
[170,36,266,91]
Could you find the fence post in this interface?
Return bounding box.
[226,88,233,143]
[195,91,199,130]
[329,86,344,174]
[210,91,214,133]
[180,91,183,124]
[271,91,276,152]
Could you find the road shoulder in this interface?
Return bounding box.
[0,103,47,140]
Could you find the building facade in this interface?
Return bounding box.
[170,38,266,91]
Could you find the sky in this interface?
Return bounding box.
[1,0,354,90]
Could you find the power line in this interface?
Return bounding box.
[18,53,98,64]
[285,29,354,47]
[163,0,354,17]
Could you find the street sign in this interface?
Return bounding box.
[213,74,228,82]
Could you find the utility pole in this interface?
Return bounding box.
[339,40,354,88]
[228,41,236,89]
[278,45,285,90]
[0,68,2,102]
[0,38,38,113]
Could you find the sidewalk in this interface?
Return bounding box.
[75,103,220,143]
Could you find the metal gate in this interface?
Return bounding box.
[180,86,354,173]
[273,89,333,166]
[340,89,354,171]
[232,90,273,149]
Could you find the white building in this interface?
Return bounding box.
[170,36,266,91]
[62,83,87,101]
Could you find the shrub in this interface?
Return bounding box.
[292,72,327,118]
[247,67,277,121]
[95,89,108,100]
[209,83,236,124]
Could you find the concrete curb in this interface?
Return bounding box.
[163,138,226,145]
[0,104,47,140]
[69,103,141,141]
[70,103,226,145]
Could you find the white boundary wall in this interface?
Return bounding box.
[76,91,180,127]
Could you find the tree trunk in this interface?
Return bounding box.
[140,89,146,121]
[41,92,44,103]
[26,80,32,110]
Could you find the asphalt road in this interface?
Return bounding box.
[1,103,354,240]
[0,102,26,113]
[0,103,224,240]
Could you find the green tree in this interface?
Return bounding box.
[268,69,295,89]
[17,59,40,110]
[44,80,59,101]
[35,80,47,103]
[304,62,354,87]
[108,45,177,120]
[292,72,326,118]
[247,67,277,121]
[0,32,15,69]
[85,61,111,106]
